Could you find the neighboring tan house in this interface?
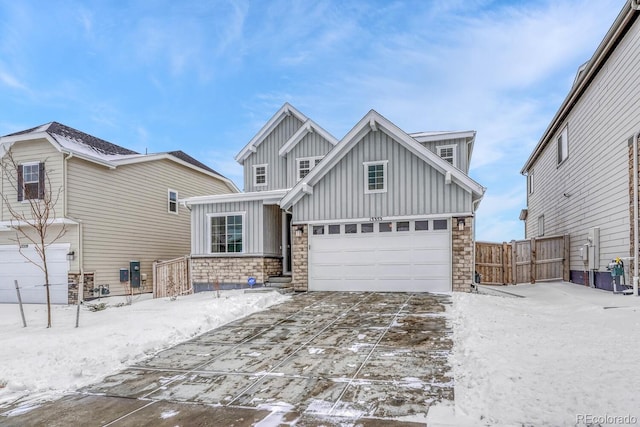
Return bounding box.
[184,103,485,293]
[0,122,238,304]
[521,2,640,291]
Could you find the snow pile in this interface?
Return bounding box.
[0,290,289,408]
[429,282,640,426]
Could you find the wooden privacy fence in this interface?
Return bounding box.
[475,235,569,285]
[153,256,192,298]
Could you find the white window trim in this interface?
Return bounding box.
[363,160,388,194]
[253,164,268,187]
[207,212,246,254]
[168,189,179,214]
[437,144,457,166]
[527,171,534,195]
[557,125,569,166]
[296,156,324,181]
[22,161,41,202]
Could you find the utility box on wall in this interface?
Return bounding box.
[588,227,600,270]
[119,268,129,282]
[130,261,141,288]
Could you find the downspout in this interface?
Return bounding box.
[64,153,84,303]
[634,132,640,296]
[472,198,482,290]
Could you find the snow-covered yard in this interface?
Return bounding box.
[2,283,640,426]
[430,281,640,426]
[0,290,289,411]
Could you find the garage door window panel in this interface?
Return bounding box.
[361,223,373,233]
[379,222,392,232]
[396,221,410,232]
[328,224,340,234]
[209,213,244,253]
[345,224,357,234]
[433,219,448,230]
[415,220,429,231]
[313,225,325,235]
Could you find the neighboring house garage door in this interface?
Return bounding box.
[0,243,70,304]
[308,219,451,292]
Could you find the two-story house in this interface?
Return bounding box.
[184,103,485,293]
[0,122,238,304]
[521,1,640,292]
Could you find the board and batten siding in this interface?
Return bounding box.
[294,130,472,222]
[67,157,231,295]
[525,15,640,271]
[419,137,469,173]
[243,115,303,192]
[1,139,65,221]
[191,200,282,257]
[286,132,334,187]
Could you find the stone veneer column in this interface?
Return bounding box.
[291,224,308,291]
[452,216,474,292]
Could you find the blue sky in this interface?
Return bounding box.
[0,0,623,242]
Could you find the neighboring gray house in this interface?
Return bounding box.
[184,103,485,293]
[521,2,640,291]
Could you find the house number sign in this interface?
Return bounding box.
[369,217,383,221]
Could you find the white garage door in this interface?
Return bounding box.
[308,219,451,292]
[0,243,70,304]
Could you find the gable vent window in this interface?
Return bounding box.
[18,162,45,201]
[557,126,569,165]
[364,161,388,194]
[437,145,456,166]
[254,164,267,187]
[168,189,178,214]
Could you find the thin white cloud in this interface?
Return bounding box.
[0,70,28,91]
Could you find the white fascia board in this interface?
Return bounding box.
[278,119,339,157]
[182,189,290,206]
[1,132,117,169]
[234,103,309,164]
[111,154,240,192]
[0,217,79,229]
[409,130,476,143]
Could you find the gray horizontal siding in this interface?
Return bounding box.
[243,115,303,192]
[526,16,640,271]
[294,129,472,222]
[286,132,334,187]
[191,200,262,255]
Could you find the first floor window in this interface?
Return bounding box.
[168,190,178,213]
[211,214,243,253]
[364,161,387,193]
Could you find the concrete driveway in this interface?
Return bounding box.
[2,291,453,426]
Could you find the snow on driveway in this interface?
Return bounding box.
[0,290,289,410]
[429,282,640,426]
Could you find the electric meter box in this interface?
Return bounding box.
[130,261,141,288]
[119,268,129,283]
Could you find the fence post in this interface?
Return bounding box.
[152,261,157,298]
[14,280,27,327]
[502,242,509,285]
[510,240,517,284]
[530,238,537,283]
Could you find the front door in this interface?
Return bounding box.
[282,212,292,275]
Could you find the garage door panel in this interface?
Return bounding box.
[0,244,70,304]
[309,221,451,293]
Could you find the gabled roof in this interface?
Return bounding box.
[234,103,308,164]
[278,118,338,157]
[280,110,485,209]
[521,2,638,174]
[0,122,239,192]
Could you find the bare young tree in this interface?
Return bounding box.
[0,147,66,328]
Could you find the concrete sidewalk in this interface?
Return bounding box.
[2,292,453,426]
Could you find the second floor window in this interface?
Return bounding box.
[557,126,569,165]
[168,190,178,213]
[297,157,323,180]
[18,162,44,201]
[254,164,267,186]
[437,145,456,166]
